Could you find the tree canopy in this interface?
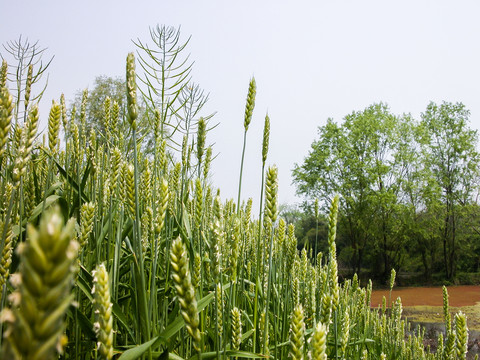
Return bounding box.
[293,102,480,282]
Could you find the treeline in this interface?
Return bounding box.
[292,102,480,283]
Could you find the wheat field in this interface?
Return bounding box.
[0,53,471,359]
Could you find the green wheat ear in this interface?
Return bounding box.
[1,205,78,360]
[48,100,61,153]
[0,86,13,159]
[244,77,256,131]
[170,236,201,351]
[92,263,114,360]
[0,59,7,88]
[310,322,328,360]
[455,311,468,359]
[126,52,138,130]
[289,304,305,360]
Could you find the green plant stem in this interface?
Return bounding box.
[133,128,151,359]
[237,130,247,214]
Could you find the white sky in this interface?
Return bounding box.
[2,0,480,213]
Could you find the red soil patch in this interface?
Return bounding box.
[371,285,480,308]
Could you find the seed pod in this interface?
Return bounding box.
[60,93,68,132]
[125,163,135,219]
[71,123,80,163]
[79,202,95,248]
[328,258,339,311]
[286,224,296,273]
[340,309,350,358]
[455,311,468,359]
[443,285,451,335]
[215,283,224,337]
[0,220,13,295]
[275,218,286,256]
[154,108,161,140]
[111,101,119,139]
[194,178,203,229]
[110,147,121,196]
[13,105,39,185]
[141,159,152,208]
[155,177,169,234]
[289,304,305,360]
[261,113,270,165]
[197,117,206,165]
[25,104,39,155]
[320,294,332,326]
[103,96,111,135]
[0,60,7,88]
[244,77,256,131]
[92,263,114,360]
[170,237,201,351]
[390,268,396,291]
[444,331,455,359]
[231,307,242,350]
[80,89,88,141]
[126,53,137,130]
[203,146,212,181]
[1,206,78,360]
[327,195,339,260]
[192,252,201,290]
[0,87,14,159]
[48,100,61,153]
[264,165,278,224]
[310,322,327,360]
[158,139,167,174]
[24,64,33,107]
[259,310,269,355]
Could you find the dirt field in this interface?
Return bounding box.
[371,285,480,358]
[371,285,480,330]
[371,285,480,307]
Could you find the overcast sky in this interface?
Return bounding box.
[2,0,480,212]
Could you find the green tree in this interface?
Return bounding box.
[70,75,126,134]
[420,101,480,279]
[293,103,411,279]
[279,203,328,255]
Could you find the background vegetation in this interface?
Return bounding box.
[0,25,475,359]
[292,103,480,284]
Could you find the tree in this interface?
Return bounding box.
[293,103,413,280]
[70,75,126,134]
[420,101,480,279]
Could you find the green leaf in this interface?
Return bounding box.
[67,305,95,339]
[118,336,159,360]
[188,350,267,359]
[51,155,89,202]
[76,265,135,342]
